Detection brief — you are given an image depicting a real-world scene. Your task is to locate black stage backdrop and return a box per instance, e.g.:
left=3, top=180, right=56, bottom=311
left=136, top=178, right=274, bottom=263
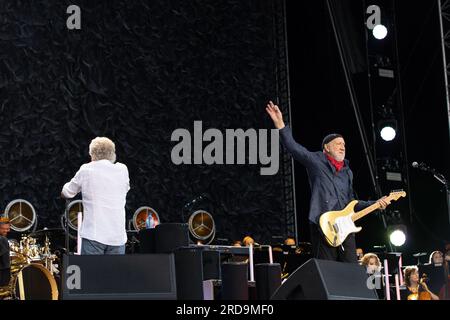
left=0, top=0, right=293, bottom=243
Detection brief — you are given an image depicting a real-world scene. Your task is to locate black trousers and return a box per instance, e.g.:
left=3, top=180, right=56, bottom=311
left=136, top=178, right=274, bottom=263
left=309, top=223, right=357, bottom=263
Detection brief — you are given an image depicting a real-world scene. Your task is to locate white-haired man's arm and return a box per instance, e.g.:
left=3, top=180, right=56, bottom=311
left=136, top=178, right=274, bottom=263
left=61, top=167, right=84, bottom=199
left=124, top=164, right=130, bottom=192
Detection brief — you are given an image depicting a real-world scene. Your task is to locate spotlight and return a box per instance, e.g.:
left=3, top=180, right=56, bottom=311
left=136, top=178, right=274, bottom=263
left=373, top=24, right=388, bottom=40
left=388, top=225, right=407, bottom=247
left=380, top=126, right=396, bottom=141
left=378, top=119, right=397, bottom=142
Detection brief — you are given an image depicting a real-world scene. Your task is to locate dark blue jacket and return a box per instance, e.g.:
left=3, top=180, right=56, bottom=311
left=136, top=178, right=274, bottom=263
left=279, top=126, right=374, bottom=224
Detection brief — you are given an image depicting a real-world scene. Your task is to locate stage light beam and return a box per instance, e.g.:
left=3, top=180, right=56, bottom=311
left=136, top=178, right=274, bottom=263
left=380, top=125, right=396, bottom=141
left=373, top=24, right=388, bottom=40
left=389, top=229, right=406, bottom=247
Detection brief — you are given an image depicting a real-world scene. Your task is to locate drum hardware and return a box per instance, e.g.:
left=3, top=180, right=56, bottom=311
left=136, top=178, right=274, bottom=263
left=126, top=230, right=140, bottom=254
left=40, top=235, right=58, bottom=276
left=0, top=263, right=58, bottom=300
left=9, top=233, right=59, bottom=275
left=3, top=233, right=59, bottom=299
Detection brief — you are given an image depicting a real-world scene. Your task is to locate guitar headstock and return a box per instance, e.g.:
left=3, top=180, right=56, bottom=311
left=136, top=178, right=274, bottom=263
left=388, top=190, right=407, bottom=201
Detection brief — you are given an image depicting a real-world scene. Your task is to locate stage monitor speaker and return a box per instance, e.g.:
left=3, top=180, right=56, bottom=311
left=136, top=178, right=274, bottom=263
left=138, top=228, right=156, bottom=253
left=202, top=250, right=221, bottom=280
left=221, top=262, right=248, bottom=300
left=174, top=249, right=204, bottom=300
left=255, top=263, right=281, bottom=300
left=62, top=254, right=177, bottom=299
left=271, top=258, right=378, bottom=300
left=173, top=248, right=222, bottom=299
left=154, top=223, right=189, bottom=253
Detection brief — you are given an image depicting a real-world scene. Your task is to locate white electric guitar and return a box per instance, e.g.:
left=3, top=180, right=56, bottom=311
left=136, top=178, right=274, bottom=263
left=319, top=190, right=407, bottom=247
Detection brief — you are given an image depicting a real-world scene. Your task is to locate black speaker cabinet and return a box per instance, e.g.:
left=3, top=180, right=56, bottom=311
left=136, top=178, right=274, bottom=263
left=255, top=263, right=282, bottom=300
left=154, top=223, right=189, bottom=253
left=202, top=250, right=221, bottom=280
left=271, top=259, right=378, bottom=300
left=221, top=262, right=249, bottom=300
left=174, top=249, right=204, bottom=300
left=138, top=228, right=156, bottom=253
left=173, top=248, right=222, bottom=300
left=62, top=254, right=177, bottom=299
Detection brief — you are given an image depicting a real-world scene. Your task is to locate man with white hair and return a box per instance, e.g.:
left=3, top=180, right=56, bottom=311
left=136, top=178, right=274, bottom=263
left=61, top=137, right=130, bottom=255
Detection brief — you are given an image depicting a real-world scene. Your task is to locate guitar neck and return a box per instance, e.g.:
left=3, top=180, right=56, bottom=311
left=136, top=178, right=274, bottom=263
left=351, top=201, right=382, bottom=222
left=350, top=191, right=405, bottom=222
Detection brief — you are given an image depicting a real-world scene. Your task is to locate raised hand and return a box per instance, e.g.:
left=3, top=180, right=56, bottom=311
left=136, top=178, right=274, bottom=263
left=265, top=101, right=285, bottom=129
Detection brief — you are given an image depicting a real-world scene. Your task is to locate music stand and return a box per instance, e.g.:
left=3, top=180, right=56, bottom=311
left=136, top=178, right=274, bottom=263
left=413, top=252, right=427, bottom=265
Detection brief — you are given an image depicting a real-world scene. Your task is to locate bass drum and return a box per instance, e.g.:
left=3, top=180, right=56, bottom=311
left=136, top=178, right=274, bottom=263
left=3, top=263, right=58, bottom=300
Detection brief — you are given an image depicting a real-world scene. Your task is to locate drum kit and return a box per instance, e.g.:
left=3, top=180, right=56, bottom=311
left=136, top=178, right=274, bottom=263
left=0, top=229, right=62, bottom=300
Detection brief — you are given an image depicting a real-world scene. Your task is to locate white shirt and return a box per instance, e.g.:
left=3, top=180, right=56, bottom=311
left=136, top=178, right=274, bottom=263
left=62, top=160, right=130, bottom=246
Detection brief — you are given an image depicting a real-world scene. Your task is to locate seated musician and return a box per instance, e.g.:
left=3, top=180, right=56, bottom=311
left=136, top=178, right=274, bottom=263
left=228, top=237, right=254, bottom=263
left=283, top=237, right=303, bottom=254
left=242, top=236, right=256, bottom=247
left=429, top=251, right=444, bottom=266
left=356, top=248, right=364, bottom=262
left=360, top=253, right=382, bottom=275
left=402, top=266, right=439, bottom=300
left=439, top=249, right=450, bottom=299
left=232, top=240, right=242, bottom=247
left=284, top=237, right=295, bottom=246
left=422, top=250, right=447, bottom=298
left=0, top=217, right=11, bottom=287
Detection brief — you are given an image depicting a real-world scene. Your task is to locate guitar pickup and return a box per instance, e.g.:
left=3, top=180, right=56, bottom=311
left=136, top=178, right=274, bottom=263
left=333, top=224, right=339, bottom=233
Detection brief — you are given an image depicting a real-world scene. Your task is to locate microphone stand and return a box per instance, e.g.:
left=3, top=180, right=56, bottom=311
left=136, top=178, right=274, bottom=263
left=181, top=195, right=204, bottom=223
left=64, top=199, right=70, bottom=255
left=423, top=164, right=450, bottom=226
left=181, top=203, right=190, bottom=223
left=443, top=180, right=450, bottom=227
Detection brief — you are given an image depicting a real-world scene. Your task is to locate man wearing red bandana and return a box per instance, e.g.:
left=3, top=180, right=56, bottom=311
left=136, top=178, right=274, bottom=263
left=266, top=101, right=390, bottom=262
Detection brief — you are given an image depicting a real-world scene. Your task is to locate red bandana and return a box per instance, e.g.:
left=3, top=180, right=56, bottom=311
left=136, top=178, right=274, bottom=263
left=325, top=153, right=345, bottom=172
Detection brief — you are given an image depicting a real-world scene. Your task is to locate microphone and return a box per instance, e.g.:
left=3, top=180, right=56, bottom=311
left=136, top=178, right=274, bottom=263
left=411, top=162, right=447, bottom=185
left=411, top=161, right=430, bottom=171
